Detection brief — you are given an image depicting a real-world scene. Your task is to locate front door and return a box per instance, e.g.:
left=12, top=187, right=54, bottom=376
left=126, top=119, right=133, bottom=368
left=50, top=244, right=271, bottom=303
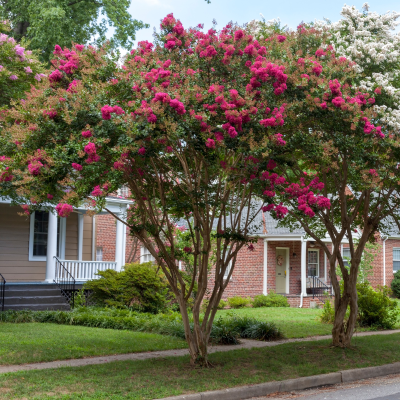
left=275, top=249, right=287, bottom=293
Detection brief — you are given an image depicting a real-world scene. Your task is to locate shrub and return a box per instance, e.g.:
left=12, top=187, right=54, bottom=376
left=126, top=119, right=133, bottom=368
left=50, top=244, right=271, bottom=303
left=83, top=262, right=169, bottom=313
left=218, top=300, right=228, bottom=309
left=201, top=299, right=228, bottom=313
left=252, top=292, right=290, bottom=308
left=391, top=271, right=400, bottom=298
left=357, top=283, right=399, bottom=329
left=227, top=296, right=251, bottom=309
left=0, top=308, right=283, bottom=344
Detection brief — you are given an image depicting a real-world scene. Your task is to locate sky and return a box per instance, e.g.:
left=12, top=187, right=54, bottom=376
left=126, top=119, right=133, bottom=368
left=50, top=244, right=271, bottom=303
left=127, top=0, right=400, bottom=45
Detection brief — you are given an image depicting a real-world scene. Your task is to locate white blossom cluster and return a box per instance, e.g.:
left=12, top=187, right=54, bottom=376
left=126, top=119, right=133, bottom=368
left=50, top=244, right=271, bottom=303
left=330, top=4, right=400, bottom=131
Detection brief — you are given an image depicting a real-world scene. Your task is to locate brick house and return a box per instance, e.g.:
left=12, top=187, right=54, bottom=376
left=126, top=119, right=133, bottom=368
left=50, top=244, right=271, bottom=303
left=1, top=193, right=399, bottom=310
left=95, top=209, right=400, bottom=308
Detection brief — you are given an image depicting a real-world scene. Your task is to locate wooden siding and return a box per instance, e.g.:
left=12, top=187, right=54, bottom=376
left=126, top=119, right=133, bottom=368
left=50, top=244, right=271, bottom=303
left=0, top=203, right=46, bottom=282
left=65, top=213, right=78, bottom=260
left=83, top=215, right=93, bottom=261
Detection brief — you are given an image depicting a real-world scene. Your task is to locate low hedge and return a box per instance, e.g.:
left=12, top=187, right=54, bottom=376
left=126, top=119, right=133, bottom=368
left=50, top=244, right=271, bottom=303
left=0, top=307, right=283, bottom=344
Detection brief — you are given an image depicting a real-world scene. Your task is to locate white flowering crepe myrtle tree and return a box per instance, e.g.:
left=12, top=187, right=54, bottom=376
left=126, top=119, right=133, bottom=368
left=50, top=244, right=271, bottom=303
left=256, top=5, right=400, bottom=347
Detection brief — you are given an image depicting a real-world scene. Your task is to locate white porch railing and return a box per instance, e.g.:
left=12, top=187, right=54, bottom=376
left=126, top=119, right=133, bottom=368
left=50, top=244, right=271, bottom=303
left=56, top=260, right=118, bottom=281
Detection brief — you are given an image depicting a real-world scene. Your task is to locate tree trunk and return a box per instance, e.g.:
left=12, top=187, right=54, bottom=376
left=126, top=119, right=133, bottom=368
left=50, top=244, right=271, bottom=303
left=331, top=261, right=359, bottom=347
left=13, top=21, right=30, bottom=41
left=177, top=294, right=210, bottom=366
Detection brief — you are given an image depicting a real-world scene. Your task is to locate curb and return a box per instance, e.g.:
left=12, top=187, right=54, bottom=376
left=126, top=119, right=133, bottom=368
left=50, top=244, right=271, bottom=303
left=157, top=362, right=400, bottom=400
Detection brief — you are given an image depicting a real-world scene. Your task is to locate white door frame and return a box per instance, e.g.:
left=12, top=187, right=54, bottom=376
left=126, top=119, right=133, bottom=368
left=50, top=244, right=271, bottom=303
left=276, top=247, right=290, bottom=294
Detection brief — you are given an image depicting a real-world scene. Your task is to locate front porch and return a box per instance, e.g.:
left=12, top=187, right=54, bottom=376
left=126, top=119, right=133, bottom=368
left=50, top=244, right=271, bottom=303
left=263, top=236, right=336, bottom=304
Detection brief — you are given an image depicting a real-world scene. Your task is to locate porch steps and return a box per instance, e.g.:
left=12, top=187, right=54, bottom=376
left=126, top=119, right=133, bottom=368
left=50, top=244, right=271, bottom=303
left=2, top=284, right=71, bottom=311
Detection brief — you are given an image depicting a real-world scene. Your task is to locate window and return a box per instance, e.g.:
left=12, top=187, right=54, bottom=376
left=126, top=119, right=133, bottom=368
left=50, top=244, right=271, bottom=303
left=308, top=249, right=319, bottom=277
left=29, top=211, right=66, bottom=261
left=118, top=186, right=130, bottom=198
left=96, top=247, right=103, bottom=261
left=394, top=249, right=400, bottom=272
left=141, top=246, right=155, bottom=263
left=223, top=248, right=233, bottom=280
left=33, top=211, right=49, bottom=257
left=342, top=247, right=351, bottom=268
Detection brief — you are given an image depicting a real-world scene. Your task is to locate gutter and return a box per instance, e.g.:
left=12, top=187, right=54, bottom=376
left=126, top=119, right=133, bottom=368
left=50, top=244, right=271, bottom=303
left=299, top=236, right=304, bottom=308
left=382, top=235, right=389, bottom=286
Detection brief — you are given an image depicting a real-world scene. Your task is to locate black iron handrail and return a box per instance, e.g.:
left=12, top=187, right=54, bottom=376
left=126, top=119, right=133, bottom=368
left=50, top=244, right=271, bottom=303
left=54, top=256, right=76, bottom=309
left=311, top=276, right=332, bottom=302
left=0, top=273, right=5, bottom=312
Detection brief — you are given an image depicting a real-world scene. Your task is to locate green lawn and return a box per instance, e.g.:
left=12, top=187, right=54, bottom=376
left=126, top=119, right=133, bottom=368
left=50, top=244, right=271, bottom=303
left=1, top=333, right=400, bottom=399
left=0, top=323, right=187, bottom=365
left=217, top=307, right=333, bottom=338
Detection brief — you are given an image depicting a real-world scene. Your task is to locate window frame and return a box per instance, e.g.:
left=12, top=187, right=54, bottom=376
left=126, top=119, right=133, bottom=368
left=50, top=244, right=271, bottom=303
left=393, top=248, right=400, bottom=273
left=342, top=246, right=351, bottom=269
left=307, top=248, right=320, bottom=277
left=28, top=211, right=66, bottom=261
left=140, top=246, right=155, bottom=264
left=96, top=246, right=103, bottom=262
left=223, top=247, right=233, bottom=280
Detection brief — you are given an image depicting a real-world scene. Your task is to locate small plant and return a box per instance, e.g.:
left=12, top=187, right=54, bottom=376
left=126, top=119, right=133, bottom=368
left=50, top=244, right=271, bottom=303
left=227, top=296, right=251, bottom=309
left=252, top=291, right=290, bottom=308
left=391, top=271, right=400, bottom=298
left=73, top=289, right=87, bottom=308
left=217, top=300, right=227, bottom=309
left=319, top=297, right=335, bottom=324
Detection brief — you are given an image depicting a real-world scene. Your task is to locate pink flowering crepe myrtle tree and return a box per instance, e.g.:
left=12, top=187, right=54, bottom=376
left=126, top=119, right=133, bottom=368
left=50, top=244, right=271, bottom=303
left=0, top=15, right=372, bottom=362
left=253, top=18, right=400, bottom=348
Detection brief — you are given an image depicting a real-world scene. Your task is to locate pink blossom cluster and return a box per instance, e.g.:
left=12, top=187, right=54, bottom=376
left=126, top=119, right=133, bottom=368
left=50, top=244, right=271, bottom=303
left=43, top=109, right=57, bottom=119
left=83, top=142, right=100, bottom=164
left=55, top=203, right=73, bottom=218
left=53, top=45, right=79, bottom=74
left=28, top=160, right=43, bottom=175
left=0, top=167, right=12, bottom=182
left=101, top=105, right=125, bottom=120
left=72, top=163, right=82, bottom=171
left=285, top=177, right=330, bottom=217
left=91, top=186, right=103, bottom=196
left=248, top=61, right=288, bottom=95
left=362, top=118, right=384, bottom=138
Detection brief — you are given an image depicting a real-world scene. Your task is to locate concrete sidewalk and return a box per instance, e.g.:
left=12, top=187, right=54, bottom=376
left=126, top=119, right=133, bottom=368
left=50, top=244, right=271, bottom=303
left=1, top=328, right=400, bottom=374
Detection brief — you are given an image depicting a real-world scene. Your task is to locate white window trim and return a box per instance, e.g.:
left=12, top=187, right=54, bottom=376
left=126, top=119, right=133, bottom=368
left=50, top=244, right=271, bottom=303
left=276, top=247, right=290, bottom=294
left=223, top=247, right=233, bottom=281
left=140, top=246, right=155, bottom=264
left=393, top=248, right=400, bottom=273
left=342, top=246, right=351, bottom=268
left=29, top=211, right=66, bottom=262
left=307, top=248, right=320, bottom=278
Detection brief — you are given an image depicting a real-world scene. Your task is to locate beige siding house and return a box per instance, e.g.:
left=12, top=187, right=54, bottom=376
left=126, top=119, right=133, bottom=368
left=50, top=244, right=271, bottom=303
left=0, top=197, right=131, bottom=284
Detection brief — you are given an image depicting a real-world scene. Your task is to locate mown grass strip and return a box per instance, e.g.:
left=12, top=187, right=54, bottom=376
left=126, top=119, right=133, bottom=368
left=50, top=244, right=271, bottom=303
left=1, top=333, right=400, bottom=399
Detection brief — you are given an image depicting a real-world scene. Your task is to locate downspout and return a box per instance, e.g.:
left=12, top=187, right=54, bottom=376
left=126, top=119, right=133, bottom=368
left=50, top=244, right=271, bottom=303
left=382, top=235, right=388, bottom=286
left=299, top=236, right=304, bottom=308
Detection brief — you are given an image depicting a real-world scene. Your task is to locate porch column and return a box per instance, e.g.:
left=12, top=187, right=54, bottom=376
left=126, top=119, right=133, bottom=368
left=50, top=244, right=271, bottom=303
left=78, top=213, right=84, bottom=261
left=301, top=238, right=307, bottom=296
left=45, top=211, right=58, bottom=282
left=263, top=239, right=268, bottom=295
left=115, top=216, right=124, bottom=271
